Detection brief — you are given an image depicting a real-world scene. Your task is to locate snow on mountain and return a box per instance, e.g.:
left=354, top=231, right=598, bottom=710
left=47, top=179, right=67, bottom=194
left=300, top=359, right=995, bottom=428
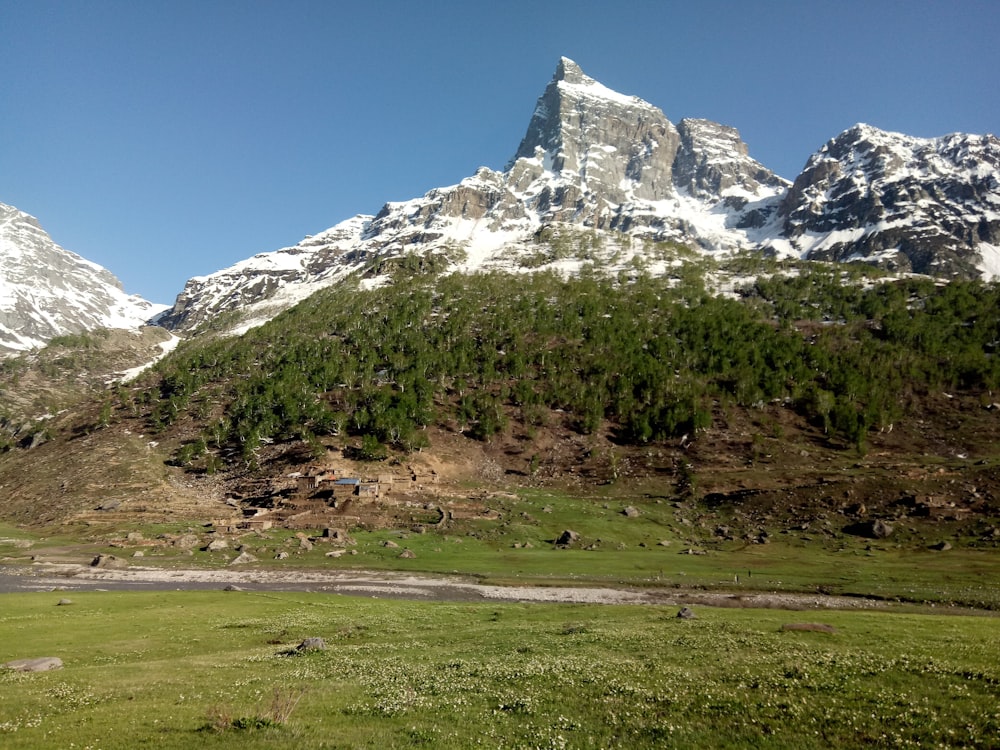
left=768, top=124, right=1000, bottom=277
left=7, top=57, right=997, bottom=356
left=155, top=215, right=371, bottom=331
left=158, top=58, right=789, bottom=333
left=155, top=59, right=1000, bottom=334
left=503, top=58, right=788, bottom=242
left=0, top=203, right=167, bottom=356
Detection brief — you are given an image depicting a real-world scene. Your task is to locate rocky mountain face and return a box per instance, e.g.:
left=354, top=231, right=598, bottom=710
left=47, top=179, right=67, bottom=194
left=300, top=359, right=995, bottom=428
left=154, top=216, right=370, bottom=332
left=0, top=203, right=165, bottom=356
left=155, top=59, right=999, bottom=334
left=8, top=59, right=998, bottom=341
left=768, top=124, right=1000, bottom=277
left=158, top=58, right=790, bottom=332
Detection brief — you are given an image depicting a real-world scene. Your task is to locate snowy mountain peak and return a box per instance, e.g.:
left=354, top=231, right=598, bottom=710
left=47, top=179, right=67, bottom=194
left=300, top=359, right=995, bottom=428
left=840, top=122, right=911, bottom=143
left=554, top=56, right=584, bottom=83
left=774, top=123, right=1000, bottom=276
left=141, top=59, right=1000, bottom=334
left=0, top=202, right=166, bottom=356
left=506, top=58, right=673, bottom=197
left=158, top=59, right=793, bottom=334
left=551, top=57, right=651, bottom=109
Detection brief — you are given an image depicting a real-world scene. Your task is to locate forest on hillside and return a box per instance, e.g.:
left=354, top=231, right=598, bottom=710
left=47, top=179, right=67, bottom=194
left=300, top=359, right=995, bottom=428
left=116, top=257, right=1000, bottom=474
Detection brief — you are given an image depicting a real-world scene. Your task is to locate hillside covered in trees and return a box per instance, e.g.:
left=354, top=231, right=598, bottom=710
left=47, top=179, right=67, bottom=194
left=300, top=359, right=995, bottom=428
left=117, top=254, right=1000, bottom=480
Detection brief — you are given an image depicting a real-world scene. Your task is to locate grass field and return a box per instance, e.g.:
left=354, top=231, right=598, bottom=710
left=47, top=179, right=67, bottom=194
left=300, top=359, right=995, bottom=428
left=1, top=591, right=998, bottom=749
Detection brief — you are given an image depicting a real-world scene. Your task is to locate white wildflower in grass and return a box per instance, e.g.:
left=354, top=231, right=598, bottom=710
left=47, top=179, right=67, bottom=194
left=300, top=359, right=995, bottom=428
left=1, top=591, right=998, bottom=747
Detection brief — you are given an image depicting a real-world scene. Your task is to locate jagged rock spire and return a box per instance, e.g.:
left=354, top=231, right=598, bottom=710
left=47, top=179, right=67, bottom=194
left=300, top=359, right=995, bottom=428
left=154, top=59, right=1000, bottom=335
left=507, top=57, right=680, bottom=203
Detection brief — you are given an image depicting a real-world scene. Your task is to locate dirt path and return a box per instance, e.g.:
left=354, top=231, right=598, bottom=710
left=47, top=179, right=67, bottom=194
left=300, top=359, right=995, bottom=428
left=0, top=561, right=916, bottom=611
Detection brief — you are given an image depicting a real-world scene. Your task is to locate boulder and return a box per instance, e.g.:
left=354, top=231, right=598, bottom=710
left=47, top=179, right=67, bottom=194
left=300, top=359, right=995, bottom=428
left=91, top=554, right=127, bottom=569
left=622, top=506, right=641, bottom=518
left=205, top=539, right=229, bottom=552
left=871, top=519, right=894, bottom=539
left=174, top=534, right=200, bottom=550
left=845, top=519, right=894, bottom=539
left=323, top=528, right=356, bottom=545
left=399, top=549, right=416, bottom=559
left=26, top=431, right=48, bottom=450
left=930, top=540, right=953, bottom=551
left=229, top=551, right=257, bottom=565
left=556, top=530, right=580, bottom=546
left=296, top=637, right=326, bottom=652
left=2, top=657, right=63, bottom=672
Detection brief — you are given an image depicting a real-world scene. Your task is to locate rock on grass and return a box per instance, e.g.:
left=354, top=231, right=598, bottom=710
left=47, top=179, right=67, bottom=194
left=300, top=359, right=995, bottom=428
left=3, top=657, right=63, bottom=672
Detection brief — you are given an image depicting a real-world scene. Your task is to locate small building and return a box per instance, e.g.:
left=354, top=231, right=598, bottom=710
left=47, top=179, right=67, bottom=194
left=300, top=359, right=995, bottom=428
left=358, top=481, right=380, bottom=499
left=297, top=466, right=338, bottom=495
left=333, top=478, right=361, bottom=499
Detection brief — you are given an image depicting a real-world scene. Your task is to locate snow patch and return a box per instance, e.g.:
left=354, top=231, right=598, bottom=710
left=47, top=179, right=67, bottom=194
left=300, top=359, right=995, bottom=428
left=115, top=333, right=183, bottom=383
left=977, top=242, right=1000, bottom=280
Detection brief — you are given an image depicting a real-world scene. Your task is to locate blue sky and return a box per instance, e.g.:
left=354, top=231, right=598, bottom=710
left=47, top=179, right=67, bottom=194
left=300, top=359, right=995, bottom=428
left=2, top=0, right=998, bottom=304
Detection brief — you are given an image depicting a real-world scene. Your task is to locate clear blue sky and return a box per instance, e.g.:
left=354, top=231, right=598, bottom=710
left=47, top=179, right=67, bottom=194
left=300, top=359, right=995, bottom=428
left=2, top=0, right=998, bottom=304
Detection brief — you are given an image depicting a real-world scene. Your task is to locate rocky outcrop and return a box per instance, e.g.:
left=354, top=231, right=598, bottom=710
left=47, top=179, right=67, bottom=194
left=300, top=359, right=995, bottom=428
left=2, top=656, right=63, bottom=672
left=674, top=118, right=786, bottom=201
left=507, top=57, right=681, bottom=204
left=773, top=124, right=1000, bottom=277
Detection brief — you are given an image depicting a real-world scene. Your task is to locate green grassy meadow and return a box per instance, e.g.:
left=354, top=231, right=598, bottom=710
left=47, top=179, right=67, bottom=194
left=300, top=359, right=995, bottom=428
left=1, top=591, right=998, bottom=749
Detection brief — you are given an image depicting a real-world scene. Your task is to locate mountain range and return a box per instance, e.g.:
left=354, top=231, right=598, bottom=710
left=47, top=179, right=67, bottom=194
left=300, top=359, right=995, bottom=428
left=2, top=57, right=999, bottom=349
